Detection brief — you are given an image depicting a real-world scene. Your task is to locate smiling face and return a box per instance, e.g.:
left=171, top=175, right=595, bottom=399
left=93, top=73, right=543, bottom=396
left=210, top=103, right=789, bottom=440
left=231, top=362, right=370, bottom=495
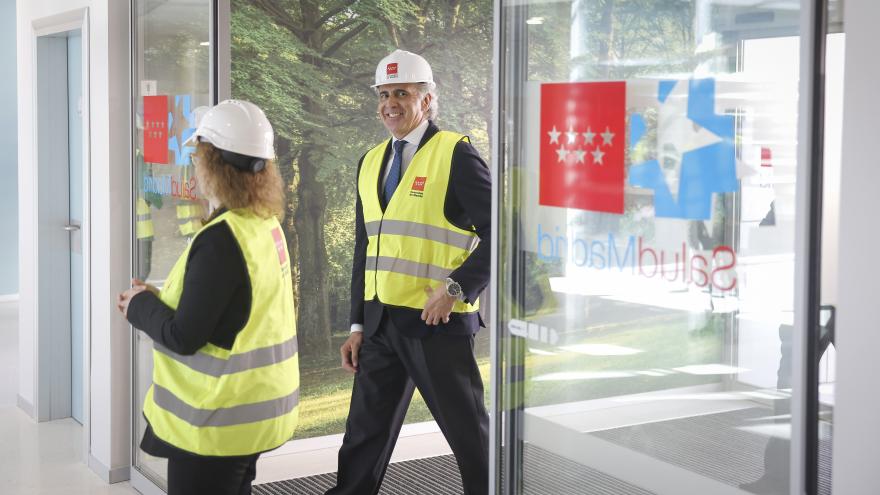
left=376, top=83, right=431, bottom=139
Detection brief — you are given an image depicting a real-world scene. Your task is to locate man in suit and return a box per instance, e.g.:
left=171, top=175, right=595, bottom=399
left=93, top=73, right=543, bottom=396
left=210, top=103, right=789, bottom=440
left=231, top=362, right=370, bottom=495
left=326, top=49, right=491, bottom=495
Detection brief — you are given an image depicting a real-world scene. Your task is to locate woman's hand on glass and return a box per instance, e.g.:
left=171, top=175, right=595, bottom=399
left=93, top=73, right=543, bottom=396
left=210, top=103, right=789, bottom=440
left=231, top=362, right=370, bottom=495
left=116, top=278, right=156, bottom=319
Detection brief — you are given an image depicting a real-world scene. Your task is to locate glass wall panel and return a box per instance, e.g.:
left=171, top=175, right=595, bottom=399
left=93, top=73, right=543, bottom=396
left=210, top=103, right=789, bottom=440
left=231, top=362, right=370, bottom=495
left=497, top=1, right=817, bottom=493
left=818, top=1, right=847, bottom=491
left=228, top=0, right=494, bottom=440
left=131, top=0, right=211, bottom=488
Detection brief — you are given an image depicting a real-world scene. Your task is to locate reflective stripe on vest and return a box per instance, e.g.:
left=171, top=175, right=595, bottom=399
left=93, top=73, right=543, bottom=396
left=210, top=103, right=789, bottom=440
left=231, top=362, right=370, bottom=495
left=363, top=220, right=479, bottom=252
left=153, top=336, right=298, bottom=378
left=358, top=131, right=479, bottom=313
left=142, top=209, right=299, bottom=456
left=136, top=198, right=154, bottom=239
left=151, top=383, right=299, bottom=428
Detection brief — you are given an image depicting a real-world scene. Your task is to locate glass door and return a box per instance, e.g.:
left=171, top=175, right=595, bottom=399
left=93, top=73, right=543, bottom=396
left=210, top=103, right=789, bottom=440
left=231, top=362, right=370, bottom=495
left=495, top=1, right=823, bottom=494
left=131, top=0, right=212, bottom=489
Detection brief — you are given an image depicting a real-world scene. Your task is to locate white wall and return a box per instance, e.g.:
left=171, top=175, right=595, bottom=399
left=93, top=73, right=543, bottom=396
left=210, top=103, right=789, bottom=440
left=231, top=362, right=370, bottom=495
left=17, top=0, right=131, bottom=483
left=0, top=0, right=17, bottom=298
left=832, top=0, right=880, bottom=493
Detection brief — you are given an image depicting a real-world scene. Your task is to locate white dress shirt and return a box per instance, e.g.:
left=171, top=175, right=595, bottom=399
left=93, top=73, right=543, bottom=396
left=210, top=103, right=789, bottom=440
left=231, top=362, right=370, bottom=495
left=380, top=119, right=429, bottom=189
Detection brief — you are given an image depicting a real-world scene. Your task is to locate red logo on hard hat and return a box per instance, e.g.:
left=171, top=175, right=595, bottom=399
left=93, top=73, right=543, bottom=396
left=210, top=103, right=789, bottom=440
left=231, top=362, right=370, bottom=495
left=271, top=227, right=287, bottom=265
left=387, top=63, right=398, bottom=79
left=412, top=177, right=427, bottom=191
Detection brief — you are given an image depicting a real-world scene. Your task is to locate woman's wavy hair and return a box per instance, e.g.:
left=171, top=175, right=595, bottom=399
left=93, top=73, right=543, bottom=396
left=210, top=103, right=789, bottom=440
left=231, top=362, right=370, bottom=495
left=193, top=141, right=285, bottom=220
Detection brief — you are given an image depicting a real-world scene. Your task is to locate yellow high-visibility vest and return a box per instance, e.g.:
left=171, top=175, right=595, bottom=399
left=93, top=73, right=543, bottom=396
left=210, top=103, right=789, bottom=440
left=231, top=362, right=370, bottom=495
left=142, top=209, right=299, bottom=456
left=136, top=198, right=154, bottom=239
left=177, top=202, right=203, bottom=236
left=359, top=131, right=479, bottom=313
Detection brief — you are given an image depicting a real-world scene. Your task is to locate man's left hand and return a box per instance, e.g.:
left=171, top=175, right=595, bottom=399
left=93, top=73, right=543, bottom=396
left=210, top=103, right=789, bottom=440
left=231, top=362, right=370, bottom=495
left=421, top=285, right=457, bottom=325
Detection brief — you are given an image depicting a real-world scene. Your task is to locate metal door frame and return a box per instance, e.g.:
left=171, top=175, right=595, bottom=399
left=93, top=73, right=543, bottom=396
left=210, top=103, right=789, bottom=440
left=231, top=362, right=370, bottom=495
left=30, top=3, right=92, bottom=450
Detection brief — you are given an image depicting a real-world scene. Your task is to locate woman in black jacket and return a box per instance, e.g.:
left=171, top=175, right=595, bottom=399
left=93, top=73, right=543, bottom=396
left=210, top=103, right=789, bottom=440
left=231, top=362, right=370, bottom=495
left=117, top=100, right=300, bottom=495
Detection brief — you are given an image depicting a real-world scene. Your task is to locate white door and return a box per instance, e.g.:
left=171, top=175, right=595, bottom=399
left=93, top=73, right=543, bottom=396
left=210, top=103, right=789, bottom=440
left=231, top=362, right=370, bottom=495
left=35, top=28, right=85, bottom=424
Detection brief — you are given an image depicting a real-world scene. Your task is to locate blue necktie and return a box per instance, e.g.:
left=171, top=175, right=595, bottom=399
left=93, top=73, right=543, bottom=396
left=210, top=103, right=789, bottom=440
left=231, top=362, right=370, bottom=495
left=384, top=140, right=407, bottom=206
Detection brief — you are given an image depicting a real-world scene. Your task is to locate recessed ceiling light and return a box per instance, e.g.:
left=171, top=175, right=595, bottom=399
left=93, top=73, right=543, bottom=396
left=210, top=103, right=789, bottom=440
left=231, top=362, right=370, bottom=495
left=526, top=17, right=544, bottom=25
left=199, top=41, right=210, bottom=46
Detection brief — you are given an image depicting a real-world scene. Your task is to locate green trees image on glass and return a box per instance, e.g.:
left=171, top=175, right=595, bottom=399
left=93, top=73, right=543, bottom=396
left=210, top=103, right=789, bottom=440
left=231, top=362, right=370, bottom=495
left=230, top=0, right=492, bottom=438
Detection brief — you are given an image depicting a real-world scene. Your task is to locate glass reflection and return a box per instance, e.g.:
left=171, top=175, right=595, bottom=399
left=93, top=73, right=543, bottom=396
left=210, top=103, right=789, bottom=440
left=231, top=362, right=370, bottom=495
left=499, top=0, right=816, bottom=493
left=132, top=0, right=211, bottom=488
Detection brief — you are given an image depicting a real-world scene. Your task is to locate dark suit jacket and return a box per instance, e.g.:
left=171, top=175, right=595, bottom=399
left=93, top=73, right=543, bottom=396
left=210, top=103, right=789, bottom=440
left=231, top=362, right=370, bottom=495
left=349, top=121, right=492, bottom=338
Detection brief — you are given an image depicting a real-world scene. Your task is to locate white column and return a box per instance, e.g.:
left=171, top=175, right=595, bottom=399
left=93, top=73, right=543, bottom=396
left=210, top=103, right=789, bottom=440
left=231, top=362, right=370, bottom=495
left=831, top=0, right=880, bottom=493
left=87, top=0, right=133, bottom=483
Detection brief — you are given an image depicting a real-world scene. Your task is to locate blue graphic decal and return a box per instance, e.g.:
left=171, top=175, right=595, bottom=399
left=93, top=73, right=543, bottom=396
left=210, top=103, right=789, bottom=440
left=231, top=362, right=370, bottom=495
left=628, top=78, right=737, bottom=220
left=630, top=113, right=646, bottom=150
left=688, top=78, right=732, bottom=138
left=167, top=95, right=196, bottom=166
left=658, top=80, right=677, bottom=103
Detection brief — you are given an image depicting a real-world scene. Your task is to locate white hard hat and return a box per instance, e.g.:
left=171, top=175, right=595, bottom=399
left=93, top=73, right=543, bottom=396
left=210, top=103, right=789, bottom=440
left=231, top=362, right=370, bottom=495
left=184, top=99, right=274, bottom=160
left=189, top=105, right=210, bottom=129
left=372, top=49, right=435, bottom=89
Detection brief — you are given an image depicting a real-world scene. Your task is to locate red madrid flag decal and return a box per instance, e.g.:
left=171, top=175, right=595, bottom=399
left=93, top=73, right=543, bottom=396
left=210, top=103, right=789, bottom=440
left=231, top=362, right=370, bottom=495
left=143, top=95, right=168, bottom=164
left=539, top=82, right=626, bottom=213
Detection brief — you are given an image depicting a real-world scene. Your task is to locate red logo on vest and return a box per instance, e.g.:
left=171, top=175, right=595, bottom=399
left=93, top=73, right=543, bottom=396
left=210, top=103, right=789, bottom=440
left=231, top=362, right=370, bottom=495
left=386, top=63, right=398, bottom=79
left=271, top=227, right=287, bottom=265
left=539, top=81, right=626, bottom=214
left=412, top=176, right=427, bottom=191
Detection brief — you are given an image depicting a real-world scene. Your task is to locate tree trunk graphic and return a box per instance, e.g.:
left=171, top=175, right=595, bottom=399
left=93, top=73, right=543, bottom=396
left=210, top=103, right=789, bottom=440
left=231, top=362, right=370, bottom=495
left=292, top=133, right=332, bottom=355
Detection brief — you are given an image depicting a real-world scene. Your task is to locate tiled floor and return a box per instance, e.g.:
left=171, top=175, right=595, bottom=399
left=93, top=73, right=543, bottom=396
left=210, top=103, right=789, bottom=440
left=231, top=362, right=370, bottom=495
left=0, top=407, right=139, bottom=494
left=0, top=301, right=139, bottom=494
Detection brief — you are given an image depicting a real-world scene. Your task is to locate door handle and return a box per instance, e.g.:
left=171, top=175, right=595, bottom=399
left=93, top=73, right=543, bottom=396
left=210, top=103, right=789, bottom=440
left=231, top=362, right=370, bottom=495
left=64, top=224, right=81, bottom=232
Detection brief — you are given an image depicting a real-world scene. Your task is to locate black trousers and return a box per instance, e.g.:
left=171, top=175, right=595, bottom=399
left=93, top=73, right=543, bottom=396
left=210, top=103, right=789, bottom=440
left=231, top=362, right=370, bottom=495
left=327, top=319, right=489, bottom=495
left=166, top=453, right=260, bottom=495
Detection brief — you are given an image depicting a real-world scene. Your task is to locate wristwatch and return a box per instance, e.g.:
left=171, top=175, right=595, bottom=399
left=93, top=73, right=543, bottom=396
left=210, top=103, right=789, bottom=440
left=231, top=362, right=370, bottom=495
left=445, top=277, right=464, bottom=301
